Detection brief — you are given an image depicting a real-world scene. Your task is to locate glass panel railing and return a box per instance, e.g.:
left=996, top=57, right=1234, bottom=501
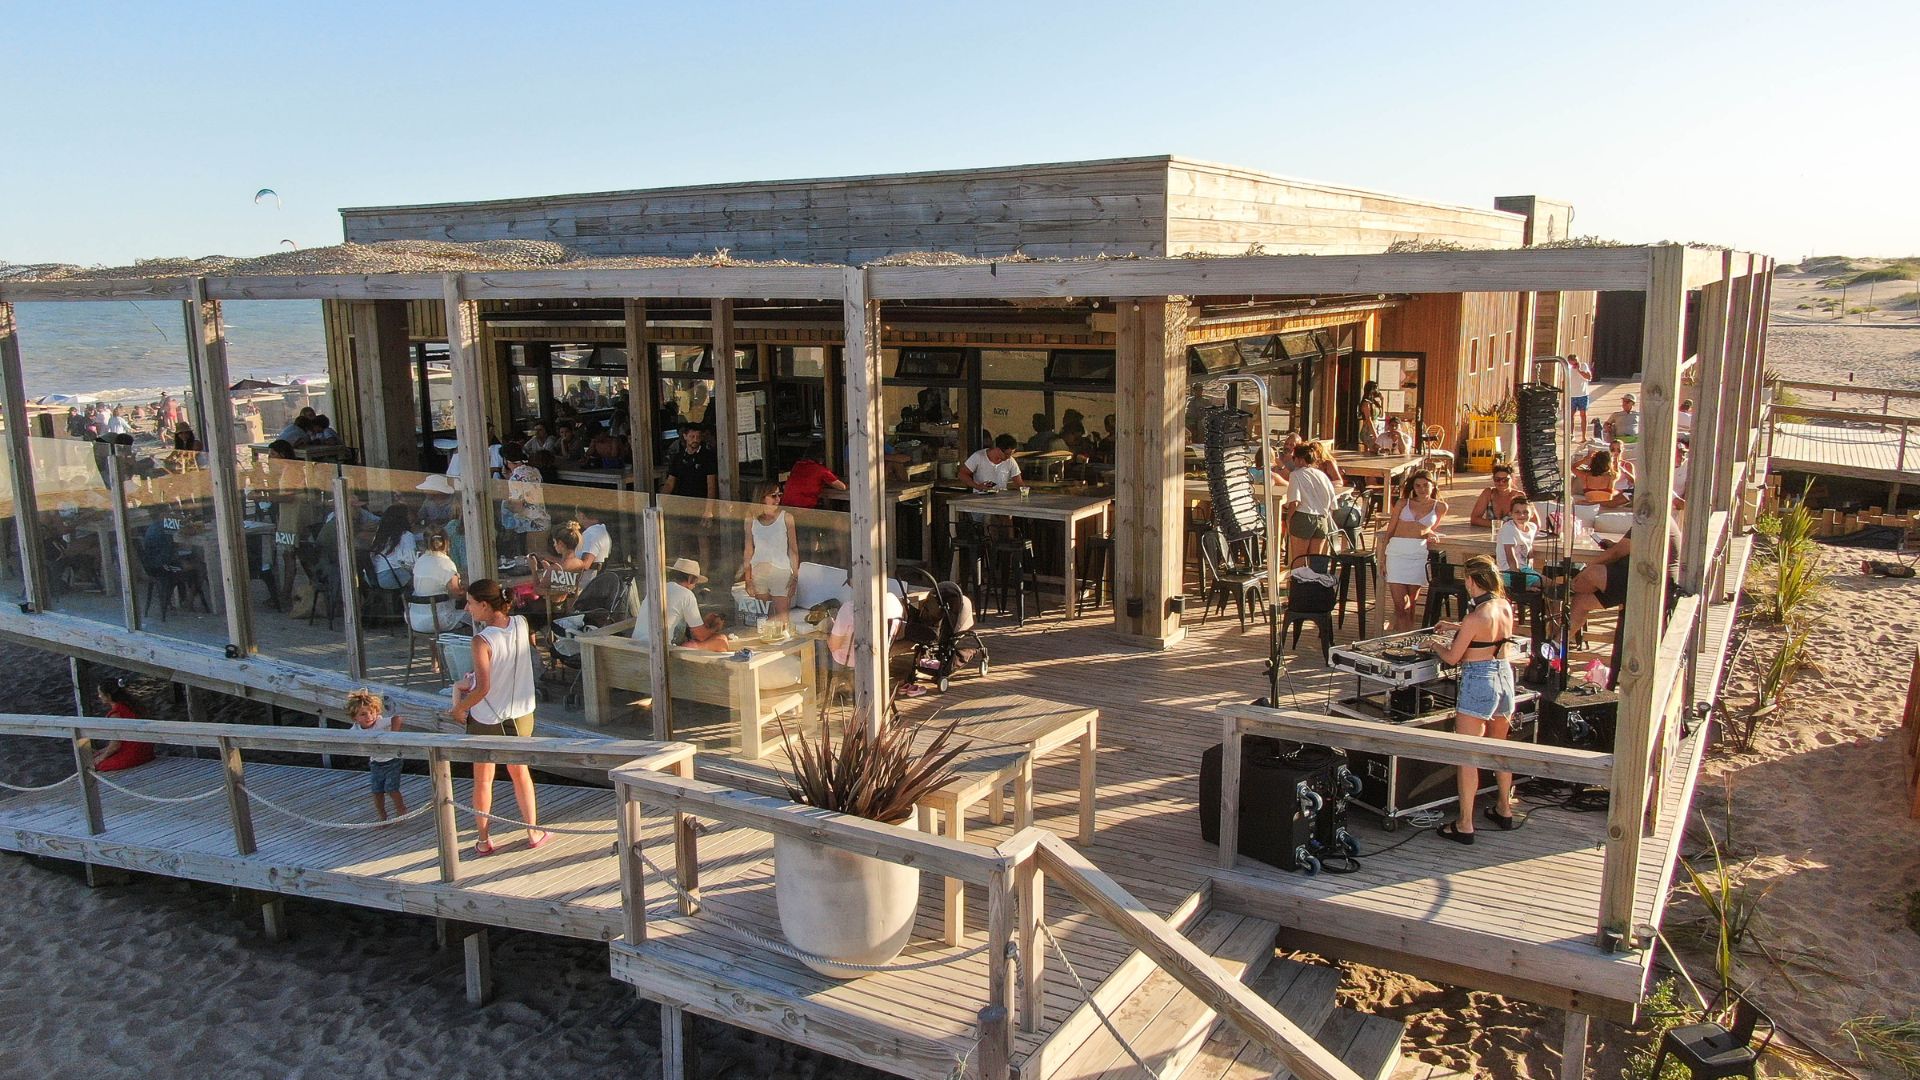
left=341, top=462, right=478, bottom=689
left=238, top=455, right=349, bottom=675
left=648, top=490, right=852, bottom=758
left=483, top=472, right=650, bottom=734
left=127, top=446, right=224, bottom=645
left=27, top=435, right=121, bottom=625
left=0, top=438, right=21, bottom=604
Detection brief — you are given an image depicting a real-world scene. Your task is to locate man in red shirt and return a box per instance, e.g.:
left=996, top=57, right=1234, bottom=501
left=780, top=450, right=847, bottom=509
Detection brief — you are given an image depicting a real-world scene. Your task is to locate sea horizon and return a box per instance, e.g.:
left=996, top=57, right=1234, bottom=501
left=10, top=298, right=330, bottom=401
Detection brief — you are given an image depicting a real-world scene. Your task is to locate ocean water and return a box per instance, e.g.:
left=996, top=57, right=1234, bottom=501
left=10, top=299, right=329, bottom=399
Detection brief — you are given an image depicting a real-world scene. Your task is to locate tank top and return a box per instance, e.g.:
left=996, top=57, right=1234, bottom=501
left=472, top=616, right=536, bottom=723
left=751, top=512, right=791, bottom=568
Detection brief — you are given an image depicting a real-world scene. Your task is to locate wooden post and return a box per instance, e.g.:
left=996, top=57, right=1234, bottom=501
left=1113, top=298, right=1189, bottom=647
left=348, top=301, right=419, bottom=471
left=429, top=748, right=460, bottom=883
left=1598, top=245, right=1687, bottom=949
left=842, top=269, right=890, bottom=737
left=463, top=927, right=493, bottom=1005
left=218, top=735, right=258, bottom=857
left=105, top=449, right=141, bottom=630
left=1015, top=853, right=1045, bottom=1033
left=659, top=1003, right=692, bottom=1080
left=980, top=863, right=1015, bottom=1080
left=1218, top=713, right=1242, bottom=868
left=641, top=507, right=673, bottom=739
left=1679, top=257, right=1732, bottom=716
left=185, top=279, right=255, bottom=655
left=0, top=301, right=51, bottom=613
left=672, top=755, right=700, bottom=916
left=1561, top=1010, right=1590, bottom=1080
left=71, top=731, right=105, bottom=836
left=330, top=471, right=367, bottom=679
left=618, top=784, right=648, bottom=943
left=69, top=655, right=91, bottom=717
left=442, top=274, right=497, bottom=580
left=623, top=300, right=655, bottom=494
left=259, top=892, right=290, bottom=941
left=710, top=299, right=739, bottom=500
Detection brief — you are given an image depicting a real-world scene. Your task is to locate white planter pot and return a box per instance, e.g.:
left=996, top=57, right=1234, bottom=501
left=774, top=833, right=921, bottom=978
left=1497, top=422, right=1519, bottom=460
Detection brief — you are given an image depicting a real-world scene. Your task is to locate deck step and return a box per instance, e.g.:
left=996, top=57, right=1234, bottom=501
left=1039, top=910, right=1281, bottom=1080
left=1179, top=960, right=1405, bottom=1080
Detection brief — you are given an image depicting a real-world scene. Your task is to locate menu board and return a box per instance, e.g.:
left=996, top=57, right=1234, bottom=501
left=736, top=391, right=763, bottom=435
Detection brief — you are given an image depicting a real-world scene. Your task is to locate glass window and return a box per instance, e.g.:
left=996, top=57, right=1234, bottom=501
left=980, top=349, right=1049, bottom=383
left=655, top=344, right=708, bottom=373
left=894, top=347, right=965, bottom=379
left=1046, top=350, right=1117, bottom=384
left=1189, top=340, right=1241, bottom=375
left=772, top=346, right=827, bottom=379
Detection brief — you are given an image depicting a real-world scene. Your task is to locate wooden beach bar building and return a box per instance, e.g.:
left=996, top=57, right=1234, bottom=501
left=0, top=157, right=1775, bottom=1079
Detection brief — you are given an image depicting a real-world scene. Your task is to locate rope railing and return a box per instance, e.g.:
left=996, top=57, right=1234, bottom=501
left=248, top=786, right=435, bottom=831
left=0, top=773, right=78, bottom=794
left=451, top=801, right=618, bottom=837
left=92, top=773, right=227, bottom=805
left=1038, top=919, right=1166, bottom=1080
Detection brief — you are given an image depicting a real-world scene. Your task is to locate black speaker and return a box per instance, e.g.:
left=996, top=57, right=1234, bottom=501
left=1197, top=737, right=1344, bottom=873
left=1539, top=685, right=1619, bottom=752
left=1203, top=405, right=1266, bottom=542
left=1516, top=382, right=1564, bottom=502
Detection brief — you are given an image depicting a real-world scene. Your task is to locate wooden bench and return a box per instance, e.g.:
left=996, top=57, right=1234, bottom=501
left=576, top=618, right=816, bottom=759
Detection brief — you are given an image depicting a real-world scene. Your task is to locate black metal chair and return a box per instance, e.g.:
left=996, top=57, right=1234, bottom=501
left=948, top=517, right=991, bottom=608
left=985, top=528, right=1044, bottom=626
left=1651, top=991, right=1773, bottom=1080
left=1282, top=554, right=1337, bottom=662
left=1422, top=550, right=1470, bottom=625
left=1198, top=529, right=1267, bottom=631
left=294, top=540, right=339, bottom=630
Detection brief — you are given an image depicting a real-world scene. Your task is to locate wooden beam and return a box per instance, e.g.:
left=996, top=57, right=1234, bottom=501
left=1599, top=244, right=1687, bottom=948
left=641, top=507, right=674, bottom=739
left=185, top=279, right=255, bottom=655
left=104, top=450, right=141, bottom=631
left=331, top=473, right=368, bottom=679
left=205, top=275, right=442, bottom=302
left=1562, top=1011, right=1590, bottom=1080
left=348, top=301, right=419, bottom=471
left=1680, top=255, right=1732, bottom=595
left=710, top=299, right=739, bottom=500
left=842, top=268, right=890, bottom=735
left=464, top=928, right=494, bottom=1005
left=1034, top=834, right=1364, bottom=1080
left=461, top=267, right=846, bottom=301
left=980, top=863, right=1015, bottom=1080
left=624, top=300, right=655, bottom=493
left=70, top=731, right=105, bottom=835
left=217, top=735, right=258, bottom=856
left=1681, top=246, right=1730, bottom=291
left=660, top=1003, right=692, bottom=1080
left=0, top=278, right=194, bottom=303
left=429, top=749, right=461, bottom=884
left=442, top=274, right=497, bottom=579
left=1112, top=298, right=1188, bottom=646
left=1, top=302, right=52, bottom=613
left=868, top=247, right=1656, bottom=300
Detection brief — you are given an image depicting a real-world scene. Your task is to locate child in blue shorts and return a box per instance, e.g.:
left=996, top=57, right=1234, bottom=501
left=348, top=689, right=408, bottom=822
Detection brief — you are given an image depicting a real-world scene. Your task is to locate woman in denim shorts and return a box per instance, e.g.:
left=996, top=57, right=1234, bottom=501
left=1430, top=556, right=1517, bottom=844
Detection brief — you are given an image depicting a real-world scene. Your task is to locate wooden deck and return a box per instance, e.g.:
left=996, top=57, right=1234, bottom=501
left=1768, top=419, right=1920, bottom=483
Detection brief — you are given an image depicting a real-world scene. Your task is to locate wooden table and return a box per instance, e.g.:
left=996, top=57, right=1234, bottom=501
left=819, top=481, right=934, bottom=570
left=1336, top=453, right=1425, bottom=525
left=576, top=618, right=816, bottom=758
left=1429, top=520, right=1618, bottom=566
left=555, top=467, right=636, bottom=492
left=946, top=491, right=1113, bottom=612
left=911, top=692, right=1099, bottom=944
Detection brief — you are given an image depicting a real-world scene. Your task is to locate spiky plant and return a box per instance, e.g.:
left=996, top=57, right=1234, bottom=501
left=781, top=708, right=969, bottom=824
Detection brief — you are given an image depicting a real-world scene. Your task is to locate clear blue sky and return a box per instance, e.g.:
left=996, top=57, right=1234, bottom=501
left=3, top=0, right=1912, bottom=267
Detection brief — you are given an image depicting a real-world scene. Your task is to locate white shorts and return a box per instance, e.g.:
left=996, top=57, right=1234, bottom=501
left=1383, top=536, right=1430, bottom=587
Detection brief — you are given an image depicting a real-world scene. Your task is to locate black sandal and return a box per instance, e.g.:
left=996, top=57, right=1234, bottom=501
left=1435, top=823, right=1475, bottom=845
left=1483, top=805, right=1516, bottom=830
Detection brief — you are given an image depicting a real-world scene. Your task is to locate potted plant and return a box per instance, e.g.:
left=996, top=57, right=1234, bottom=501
left=776, top=712, right=967, bottom=977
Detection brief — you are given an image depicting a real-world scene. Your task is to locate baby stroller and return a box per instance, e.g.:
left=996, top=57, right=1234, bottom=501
left=903, top=567, right=990, bottom=693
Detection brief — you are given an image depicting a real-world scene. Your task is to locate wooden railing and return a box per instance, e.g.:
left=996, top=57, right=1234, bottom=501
left=610, top=763, right=1365, bottom=1080
left=1776, top=378, right=1920, bottom=416
left=1763, top=400, right=1920, bottom=476
left=0, top=713, right=689, bottom=884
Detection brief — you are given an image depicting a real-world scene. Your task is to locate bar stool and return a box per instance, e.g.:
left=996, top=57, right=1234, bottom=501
left=1184, top=505, right=1214, bottom=592
left=949, top=518, right=990, bottom=606
left=986, top=529, right=1045, bottom=625
left=1422, top=550, right=1469, bottom=625
left=1075, top=534, right=1114, bottom=616
left=1331, top=550, right=1378, bottom=638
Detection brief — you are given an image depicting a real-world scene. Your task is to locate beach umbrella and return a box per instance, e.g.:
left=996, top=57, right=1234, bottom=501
left=37, top=393, right=84, bottom=405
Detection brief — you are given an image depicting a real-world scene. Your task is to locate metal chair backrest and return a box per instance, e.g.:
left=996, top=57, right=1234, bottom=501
left=1198, top=529, right=1231, bottom=575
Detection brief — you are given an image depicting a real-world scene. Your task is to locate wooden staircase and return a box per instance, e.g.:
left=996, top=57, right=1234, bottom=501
left=1031, top=909, right=1403, bottom=1080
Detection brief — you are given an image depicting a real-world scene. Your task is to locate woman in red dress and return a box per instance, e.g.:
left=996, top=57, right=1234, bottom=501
left=93, top=678, right=154, bottom=772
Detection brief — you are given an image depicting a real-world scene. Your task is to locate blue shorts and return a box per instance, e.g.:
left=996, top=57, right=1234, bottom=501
left=1571, top=394, right=1590, bottom=412
left=1456, top=659, right=1515, bottom=719
left=368, top=758, right=403, bottom=794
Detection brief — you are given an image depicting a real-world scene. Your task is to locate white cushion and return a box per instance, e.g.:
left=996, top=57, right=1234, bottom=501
left=793, top=562, right=849, bottom=610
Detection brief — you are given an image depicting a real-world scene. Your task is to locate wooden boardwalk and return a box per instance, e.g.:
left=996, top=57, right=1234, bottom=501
left=1769, top=419, right=1920, bottom=483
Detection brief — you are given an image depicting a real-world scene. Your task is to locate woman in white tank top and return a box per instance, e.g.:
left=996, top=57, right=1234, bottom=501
left=743, top=482, right=800, bottom=618
left=450, top=579, right=546, bottom=855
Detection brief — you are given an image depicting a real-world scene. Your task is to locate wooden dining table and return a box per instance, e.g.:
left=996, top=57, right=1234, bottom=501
left=819, top=481, right=935, bottom=571
left=945, top=490, right=1113, bottom=613
left=1335, top=453, right=1426, bottom=525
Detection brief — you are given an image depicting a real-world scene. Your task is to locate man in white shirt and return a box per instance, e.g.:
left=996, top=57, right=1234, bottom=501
left=1567, top=356, right=1593, bottom=441
left=104, top=408, right=132, bottom=437
left=1283, top=442, right=1338, bottom=564
left=578, top=518, right=613, bottom=568
left=1607, top=394, right=1641, bottom=442
left=632, top=558, right=707, bottom=645
left=958, top=435, right=1025, bottom=492
left=1373, top=416, right=1414, bottom=456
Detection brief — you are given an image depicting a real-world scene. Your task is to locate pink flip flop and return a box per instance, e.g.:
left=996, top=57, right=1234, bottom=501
left=473, top=839, right=498, bottom=857
left=526, top=830, right=552, bottom=851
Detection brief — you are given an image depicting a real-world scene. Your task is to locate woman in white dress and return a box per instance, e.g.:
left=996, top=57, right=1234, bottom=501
left=1381, top=470, right=1446, bottom=632
left=449, top=579, right=546, bottom=856
left=742, top=482, right=799, bottom=619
